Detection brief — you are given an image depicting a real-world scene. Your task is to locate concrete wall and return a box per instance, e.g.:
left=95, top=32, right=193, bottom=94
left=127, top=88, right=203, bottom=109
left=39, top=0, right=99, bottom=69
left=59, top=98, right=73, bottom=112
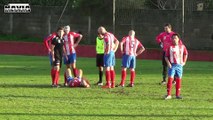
left=0, top=6, right=213, bottom=50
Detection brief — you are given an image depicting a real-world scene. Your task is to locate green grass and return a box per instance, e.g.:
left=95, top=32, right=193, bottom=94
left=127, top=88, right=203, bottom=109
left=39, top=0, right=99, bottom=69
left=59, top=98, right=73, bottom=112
left=0, top=55, right=212, bottom=120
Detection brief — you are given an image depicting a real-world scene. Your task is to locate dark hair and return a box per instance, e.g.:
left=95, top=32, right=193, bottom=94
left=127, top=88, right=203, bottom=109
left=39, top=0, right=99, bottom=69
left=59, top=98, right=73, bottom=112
left=172, top=33, right=180, bottom=38
left=164, top=23, right=172, bottom=29
left=57, top=27, right=64, bottom=32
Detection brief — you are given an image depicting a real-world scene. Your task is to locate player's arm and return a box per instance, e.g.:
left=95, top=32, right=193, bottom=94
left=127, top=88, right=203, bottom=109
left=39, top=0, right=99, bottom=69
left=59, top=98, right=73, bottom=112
left=156, top=33, right=163, bottom=48
left=78, top=69, right=83, bottom=78
left=95, top=37, right=99, bottom=53
left=74, top=34, right=83, bottom=48
left=63, top=45, right=68, bottom=61
left=113, top=37, right=119, bottom=52
left=136, top=45, right=145, bottom=57
left=120, top=37, right=126, bottom=54
left=43, top=36, right=52, bottom=53
left=165, top=57, right=171, bottom=68
left=182, top=46, right=188, bottom=66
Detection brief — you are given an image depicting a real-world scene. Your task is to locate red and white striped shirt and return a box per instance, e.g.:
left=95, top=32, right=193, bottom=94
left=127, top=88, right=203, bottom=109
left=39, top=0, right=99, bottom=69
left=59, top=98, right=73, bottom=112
left=43, top=32, right=57, bottom=51
left=121, top=36, right=143, bottom=56
left=166, top=45, right=188, bottom=64
left=63, top=32, right=80, bottom=55
left=104, top=32, right=117, bottom=53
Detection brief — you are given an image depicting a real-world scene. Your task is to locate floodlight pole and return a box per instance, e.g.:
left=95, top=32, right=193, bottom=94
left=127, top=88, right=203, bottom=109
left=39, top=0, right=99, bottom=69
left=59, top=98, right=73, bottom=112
left=113, top=0, right=116, bottom=33
left=182, top=0, right=185, bottom=38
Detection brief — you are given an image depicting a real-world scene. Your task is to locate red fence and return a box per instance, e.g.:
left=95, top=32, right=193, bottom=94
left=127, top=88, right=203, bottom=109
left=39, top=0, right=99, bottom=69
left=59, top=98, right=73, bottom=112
left=0, top=41, right=213, bottom=61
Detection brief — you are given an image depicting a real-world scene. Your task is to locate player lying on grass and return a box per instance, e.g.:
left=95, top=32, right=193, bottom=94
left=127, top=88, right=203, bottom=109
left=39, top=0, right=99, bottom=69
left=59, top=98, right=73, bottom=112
left=164, top=33, right=188, bottom=100
left=66, top=68, right=90, bottom=88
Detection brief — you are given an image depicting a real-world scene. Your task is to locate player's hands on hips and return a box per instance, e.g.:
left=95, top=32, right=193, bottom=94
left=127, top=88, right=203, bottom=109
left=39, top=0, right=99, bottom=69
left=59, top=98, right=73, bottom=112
left=65, top=55, right=68, bottom=61
left=182, top=62, right=186, bottom=66
left=160, top=42, right=163, bottom=49
left=121, top=51, right=124, bottom=55
left=168, top=63, right=172, bottom=68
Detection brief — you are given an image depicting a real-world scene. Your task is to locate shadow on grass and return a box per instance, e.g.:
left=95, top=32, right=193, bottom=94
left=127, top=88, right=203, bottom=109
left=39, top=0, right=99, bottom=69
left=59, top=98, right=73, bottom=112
left=0, top=112, right=212, bottom=118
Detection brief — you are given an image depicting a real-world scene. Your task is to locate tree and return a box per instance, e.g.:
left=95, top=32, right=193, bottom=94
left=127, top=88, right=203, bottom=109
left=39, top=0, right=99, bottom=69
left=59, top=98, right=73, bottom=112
left=145, top=0, right=181, bottom=10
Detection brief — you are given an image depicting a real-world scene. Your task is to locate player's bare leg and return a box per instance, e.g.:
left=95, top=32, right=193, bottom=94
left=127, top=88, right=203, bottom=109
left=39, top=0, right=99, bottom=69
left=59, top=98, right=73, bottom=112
left=66, top=68, right=73, bottom=79
left=64, top=64, right=71, bottom=86
left=78, top=69, right=90, bottom=88
left=78, top=69, right=83, bottom=78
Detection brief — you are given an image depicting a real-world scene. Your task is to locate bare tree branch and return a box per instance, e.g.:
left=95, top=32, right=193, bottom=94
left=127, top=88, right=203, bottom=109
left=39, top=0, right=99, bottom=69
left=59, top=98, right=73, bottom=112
left=149, top=0, right=159, bottom=8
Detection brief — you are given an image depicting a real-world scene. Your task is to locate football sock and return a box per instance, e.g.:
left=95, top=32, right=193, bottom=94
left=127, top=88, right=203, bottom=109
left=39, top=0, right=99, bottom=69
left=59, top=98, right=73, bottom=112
left=130, top=71, right=135, bottom=84
left=105, top=71, right=111, bottom=86
left=99, top=70, right=103, bottom=83
left=167, top=77, right=173, bottom=96
left=176, top=78, right=181, bottom=96
left=72, top=68, right=78, bottom=77
left=110, top=70, right=115, bottom=87
left=51, top=68, right=55, bottom=85
left=121, top=70, right=126, bottom=85
left=54, top=70, right=59, bottom=85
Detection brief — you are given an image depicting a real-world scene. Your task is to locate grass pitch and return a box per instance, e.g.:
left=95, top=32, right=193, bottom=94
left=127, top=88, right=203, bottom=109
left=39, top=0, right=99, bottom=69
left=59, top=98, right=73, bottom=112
left=0, top=55, right=212, bottom=120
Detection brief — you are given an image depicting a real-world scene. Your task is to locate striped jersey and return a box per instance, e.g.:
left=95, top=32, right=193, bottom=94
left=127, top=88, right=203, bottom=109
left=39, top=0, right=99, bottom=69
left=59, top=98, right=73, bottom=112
left=63, top=32, right=80, bottom=55
left=104, top=32, right=117, bottom=53
left=121, top=36, right=143, bottom=56
left=166, top=45, right=188, bottom=64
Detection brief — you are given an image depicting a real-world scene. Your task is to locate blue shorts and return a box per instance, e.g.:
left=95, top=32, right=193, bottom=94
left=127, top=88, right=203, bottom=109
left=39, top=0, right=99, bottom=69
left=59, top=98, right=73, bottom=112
left=122, top=54, right=136, bottom=69
left=64, top=53, right=76, bottom=65
left=168, top=64, right=183, bottom=78
left=67, top=76, right=74, bottom=83
left=104, top=51, right=115, bottom=67
left=48, top=53, right=53, bottom=66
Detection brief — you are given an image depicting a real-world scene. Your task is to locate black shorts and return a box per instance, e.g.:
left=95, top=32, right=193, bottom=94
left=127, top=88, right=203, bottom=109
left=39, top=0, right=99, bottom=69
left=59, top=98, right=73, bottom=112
left=53, top=56, right=62, bottom=68
left=162, top=51, right=167, bottom=66
left=96, top=54, right=104, bottom=67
